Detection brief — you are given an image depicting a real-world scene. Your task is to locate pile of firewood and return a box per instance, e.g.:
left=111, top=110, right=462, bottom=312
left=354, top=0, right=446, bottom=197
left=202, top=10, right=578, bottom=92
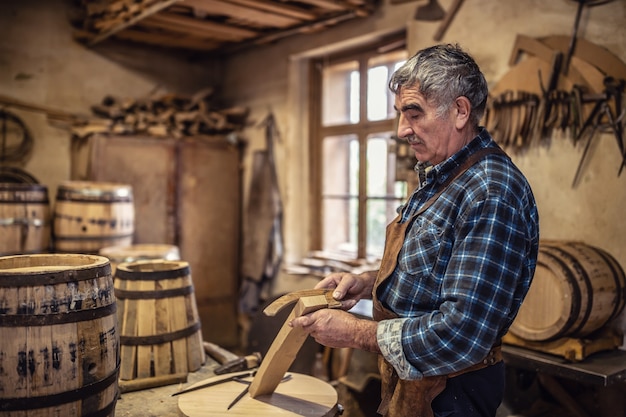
left=70, top=88, right=250, bottom=140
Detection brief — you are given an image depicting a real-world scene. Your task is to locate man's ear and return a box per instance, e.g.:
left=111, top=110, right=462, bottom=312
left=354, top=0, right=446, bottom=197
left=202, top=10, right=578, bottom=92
left=454, top=96, right=471, bottom=129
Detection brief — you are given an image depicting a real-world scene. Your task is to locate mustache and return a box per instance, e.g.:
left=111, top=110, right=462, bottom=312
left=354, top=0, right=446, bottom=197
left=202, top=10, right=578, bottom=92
left=405, top=135, right=421, bottom=145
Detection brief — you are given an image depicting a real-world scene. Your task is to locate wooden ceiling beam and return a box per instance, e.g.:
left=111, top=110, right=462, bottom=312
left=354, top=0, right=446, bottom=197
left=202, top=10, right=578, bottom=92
left=228, top=0, right=318, bottom=21
left=114, top=28, right=222, bottom=50
left=289, top=0, right=349, bottom=12
left=88, top=0, right=180, bottom=46
left=143, top=12, right=258, bottom=41
left=182, top=0, right=300, bottom=28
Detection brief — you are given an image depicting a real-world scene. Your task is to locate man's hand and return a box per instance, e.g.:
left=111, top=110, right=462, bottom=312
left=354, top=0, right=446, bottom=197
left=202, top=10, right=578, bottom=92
left=289, top=308, right=380, bottom=353
left=314, top=270, right=377, bottom=310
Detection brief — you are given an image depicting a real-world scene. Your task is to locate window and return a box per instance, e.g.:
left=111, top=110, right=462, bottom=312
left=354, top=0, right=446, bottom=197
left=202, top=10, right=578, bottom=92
left=310, top=42, right=411, bottom=260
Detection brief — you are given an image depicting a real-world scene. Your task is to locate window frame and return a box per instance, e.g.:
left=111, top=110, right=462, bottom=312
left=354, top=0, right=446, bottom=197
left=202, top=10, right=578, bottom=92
left=308, top=35, right=407, bottom=259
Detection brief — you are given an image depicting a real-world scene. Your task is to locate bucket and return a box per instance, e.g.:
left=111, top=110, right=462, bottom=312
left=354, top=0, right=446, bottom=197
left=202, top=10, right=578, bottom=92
left=510, top=240, right=626, bottom=341
left=99, top=244, right=180, bottom=274
left=0, top=183, right=50, bottom=255
left=114, top=259, right=204, bottom=381
left=0, top=253, right=118, bottom=417
left=53, top=181, right=134, bottom=254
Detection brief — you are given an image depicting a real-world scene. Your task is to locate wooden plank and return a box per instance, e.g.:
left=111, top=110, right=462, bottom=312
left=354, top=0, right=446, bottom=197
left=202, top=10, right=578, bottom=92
left=185, top=277, right=205, bottom=372
left=182, top=0, right=301, bottom=28
left=89, top=0, right=180, bottom=45
left=154, top=278, right=173, bottom=376
left=248, top=295, right=332, bottom=398
left=120, top=277, right=139, bottom=380
left=178, top=141, right=241, bottom=347
left=169, top=274, right=190, bottom=374
left=113, top=27, right=222, bottom=51
left=137, top=279, right=156, bottom=379
left=292, top=0, right=349, bottom=12
left=143, top=11, right=258, bottom=41
left=88, top=135, right=177, bottom=245
left=228, top=0, right=318, bottom=21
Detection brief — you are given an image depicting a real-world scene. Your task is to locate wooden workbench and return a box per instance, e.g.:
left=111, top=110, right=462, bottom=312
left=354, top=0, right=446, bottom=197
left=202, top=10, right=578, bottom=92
left=114, top=360, right=219, bottom=417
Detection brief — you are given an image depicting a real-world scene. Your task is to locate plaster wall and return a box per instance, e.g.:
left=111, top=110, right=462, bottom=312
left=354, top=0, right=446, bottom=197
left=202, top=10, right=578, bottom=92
left=0, top=0, right=220, bottom=198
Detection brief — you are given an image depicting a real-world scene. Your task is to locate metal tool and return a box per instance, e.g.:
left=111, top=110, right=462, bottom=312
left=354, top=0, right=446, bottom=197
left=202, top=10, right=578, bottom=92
left=214, top=352, right=262, bottom=375
left=170, top=370, right=256, bottom=397
left=227, top=385, right=250, bottom=410
left=572, top=77, right=625, bottom=186
left=226, top=374, right=292, bottom=410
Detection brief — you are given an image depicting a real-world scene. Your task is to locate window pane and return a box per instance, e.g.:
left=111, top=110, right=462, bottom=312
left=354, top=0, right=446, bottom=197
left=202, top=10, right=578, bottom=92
left=322, top=134, right=358, bottom=196
left=322, top=60, right=359, bottom=126
left=367, top=132, right=405, bottom=198
left=367, top=66, right=388, bottom=121
left=367, top=51, right=408, bottom=121
left=322, top=134, right=359, bottom=255
left=366, top=198, right=403, bottom=257
left=322, top=198, right=358, bottom=255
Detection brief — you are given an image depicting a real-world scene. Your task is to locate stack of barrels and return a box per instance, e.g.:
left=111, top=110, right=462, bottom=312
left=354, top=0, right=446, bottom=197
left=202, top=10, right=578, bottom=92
left=0, top=180, right=135, bottom=257
left=0, top=180, right=204, bottom=416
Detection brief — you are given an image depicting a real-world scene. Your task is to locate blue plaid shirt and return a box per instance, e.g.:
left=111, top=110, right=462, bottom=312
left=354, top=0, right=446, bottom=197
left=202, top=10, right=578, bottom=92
left=376, top=128, right=539, bottom=379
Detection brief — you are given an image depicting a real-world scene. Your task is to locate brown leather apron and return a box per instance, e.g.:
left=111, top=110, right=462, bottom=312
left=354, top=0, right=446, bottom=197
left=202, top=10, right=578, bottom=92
left=372, top=147, right=505, bottom=417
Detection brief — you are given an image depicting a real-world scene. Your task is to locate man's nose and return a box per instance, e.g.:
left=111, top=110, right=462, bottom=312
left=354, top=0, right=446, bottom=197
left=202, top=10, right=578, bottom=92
left=396, top=114, right=413, bottom=140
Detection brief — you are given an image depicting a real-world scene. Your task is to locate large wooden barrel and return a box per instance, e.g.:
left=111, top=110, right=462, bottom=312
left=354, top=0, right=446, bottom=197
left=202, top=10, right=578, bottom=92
left=53, top=181, right=134, bottom=253
left=510, top=241, right=626, bottom=341
left=99, top=243, right=180, bottom=274
left=114, top=259, right=204, bottom=381
left=0, top=253, right=118, bottom=417
left=0, top=183, right=51, bottom=255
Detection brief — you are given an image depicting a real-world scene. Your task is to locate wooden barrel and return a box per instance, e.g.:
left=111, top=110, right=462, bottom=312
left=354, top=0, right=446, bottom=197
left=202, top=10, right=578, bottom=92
left=0, top=183, right=50, bottom=255
left=53, top=181, right=134, bottom=254
left=114, top=259, right=205, bottom=381
left=510, top=241, right=626, bottom=341
left=99, top=243, right=180, bottom=274
left=0, top=253, right=118, bottom=417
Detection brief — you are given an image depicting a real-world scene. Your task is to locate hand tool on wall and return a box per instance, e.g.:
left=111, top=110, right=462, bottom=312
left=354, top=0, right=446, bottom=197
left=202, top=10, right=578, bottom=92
left=563, top=0, right=615, bottom=76
left=572, top=76, right=625, bottom=186
left=531, top=51, right=563, bottom=145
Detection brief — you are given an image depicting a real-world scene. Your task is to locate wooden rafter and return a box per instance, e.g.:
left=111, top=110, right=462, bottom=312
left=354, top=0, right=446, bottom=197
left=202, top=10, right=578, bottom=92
left=114, top=28, right=222, bottom=50
left=88, top=0, right=180, bottom=45
left=74, top=0, right=380, bottom=52
left=227, top=0, right=318, bottom=21
left=182, top=0, right=299, bottom=28
left=142, top=12, right=258, bottom=41
left=293, top=0, right=350, bottom=11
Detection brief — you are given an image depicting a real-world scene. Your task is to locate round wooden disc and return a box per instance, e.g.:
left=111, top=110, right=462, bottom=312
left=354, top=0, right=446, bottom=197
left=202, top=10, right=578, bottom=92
left=177, top=372, right=338, bottom=417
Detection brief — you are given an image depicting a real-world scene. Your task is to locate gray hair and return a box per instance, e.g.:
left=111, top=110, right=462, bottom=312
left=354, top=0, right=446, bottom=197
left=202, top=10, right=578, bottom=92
left=389, top=44, right=488, bottom=127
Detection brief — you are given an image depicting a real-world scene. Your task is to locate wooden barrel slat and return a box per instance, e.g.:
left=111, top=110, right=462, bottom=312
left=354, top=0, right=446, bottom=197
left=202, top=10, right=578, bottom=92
left=0, top=183, right=50, bottom=256
left=510, top=241, right=626, bottom=342
left=53, top=181, right=134, bottom=254
left=0, top=253, right=118, bottom=417
left=115, top=260, right=205, bottom=381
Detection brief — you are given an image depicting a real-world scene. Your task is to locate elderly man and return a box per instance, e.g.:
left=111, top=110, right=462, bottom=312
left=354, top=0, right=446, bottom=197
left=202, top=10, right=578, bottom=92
left=290, top=44, right=539, bottom=417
